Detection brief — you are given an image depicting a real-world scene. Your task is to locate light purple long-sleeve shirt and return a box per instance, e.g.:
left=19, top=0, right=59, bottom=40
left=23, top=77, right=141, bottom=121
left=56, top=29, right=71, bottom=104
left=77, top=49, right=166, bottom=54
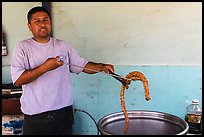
left=11, top=37, right=88, bottom=115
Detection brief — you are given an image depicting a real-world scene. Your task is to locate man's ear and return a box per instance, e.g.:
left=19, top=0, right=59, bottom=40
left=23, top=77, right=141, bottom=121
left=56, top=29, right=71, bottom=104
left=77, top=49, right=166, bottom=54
left=27, top=23, right=31, bottom=30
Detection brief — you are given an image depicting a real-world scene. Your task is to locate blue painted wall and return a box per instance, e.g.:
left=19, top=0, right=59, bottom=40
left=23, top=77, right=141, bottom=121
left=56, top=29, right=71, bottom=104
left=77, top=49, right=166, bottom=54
left=71, top=65, right=202, bottom=135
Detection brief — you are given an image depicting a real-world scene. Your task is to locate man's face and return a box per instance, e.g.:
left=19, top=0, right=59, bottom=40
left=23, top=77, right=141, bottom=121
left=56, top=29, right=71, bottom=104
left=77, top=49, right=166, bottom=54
left=28, top=11, right=51, bottom=42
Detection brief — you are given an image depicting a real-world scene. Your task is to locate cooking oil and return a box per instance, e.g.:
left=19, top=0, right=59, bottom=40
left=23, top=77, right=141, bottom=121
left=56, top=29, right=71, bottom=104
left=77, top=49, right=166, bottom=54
left=185, top=99, right=202, bottom=134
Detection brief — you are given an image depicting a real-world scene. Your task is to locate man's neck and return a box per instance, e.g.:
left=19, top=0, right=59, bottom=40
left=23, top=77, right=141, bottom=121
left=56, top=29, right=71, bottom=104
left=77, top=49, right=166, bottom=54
left=32, top=37, right=50, bottom=43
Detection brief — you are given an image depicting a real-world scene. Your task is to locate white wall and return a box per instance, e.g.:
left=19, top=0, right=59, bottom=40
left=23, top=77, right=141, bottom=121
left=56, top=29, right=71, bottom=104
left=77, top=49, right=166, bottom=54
left=52, top=2, right=202, bottom=65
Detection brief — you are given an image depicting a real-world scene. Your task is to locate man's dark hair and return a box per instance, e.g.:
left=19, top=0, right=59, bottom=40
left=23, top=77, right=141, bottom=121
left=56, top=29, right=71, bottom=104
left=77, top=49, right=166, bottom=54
left=27, top=6, right=51, bottom=23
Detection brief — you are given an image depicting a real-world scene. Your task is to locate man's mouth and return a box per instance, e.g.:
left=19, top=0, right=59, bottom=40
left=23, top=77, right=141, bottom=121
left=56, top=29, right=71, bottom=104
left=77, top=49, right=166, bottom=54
left=39, top=27, right=47, bottom=32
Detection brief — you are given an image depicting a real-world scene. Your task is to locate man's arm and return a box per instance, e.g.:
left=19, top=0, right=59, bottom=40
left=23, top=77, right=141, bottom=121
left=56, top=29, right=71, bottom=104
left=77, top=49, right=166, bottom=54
left=82, top=61, right=114, bottom=74
left=14, top=56, right=63, bottom=87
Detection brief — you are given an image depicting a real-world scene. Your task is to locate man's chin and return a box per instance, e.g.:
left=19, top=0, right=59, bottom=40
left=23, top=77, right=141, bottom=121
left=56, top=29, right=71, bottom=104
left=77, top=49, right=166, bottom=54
left=39, top=35, right=50, bottom=39
left=39, top=31, right=50, bottom=37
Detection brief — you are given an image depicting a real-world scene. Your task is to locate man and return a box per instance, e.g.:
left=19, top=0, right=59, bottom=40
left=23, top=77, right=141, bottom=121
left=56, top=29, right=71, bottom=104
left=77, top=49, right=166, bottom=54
left=11, top=6, right=114, bottom=135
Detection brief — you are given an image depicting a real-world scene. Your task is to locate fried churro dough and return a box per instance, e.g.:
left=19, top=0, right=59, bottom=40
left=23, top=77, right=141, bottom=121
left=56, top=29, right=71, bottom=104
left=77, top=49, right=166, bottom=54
left=121, top=71, right=150, bottom=134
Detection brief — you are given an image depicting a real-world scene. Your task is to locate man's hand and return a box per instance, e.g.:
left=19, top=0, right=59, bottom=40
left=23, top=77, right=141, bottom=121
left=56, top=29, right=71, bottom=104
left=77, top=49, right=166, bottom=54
left=83, top=62, right=114, bottom=74
left=100, top=63, right=114, bottom=74
left=41, top=56, right=64, bottom=72
left=14, top=56, right=64, bottom=86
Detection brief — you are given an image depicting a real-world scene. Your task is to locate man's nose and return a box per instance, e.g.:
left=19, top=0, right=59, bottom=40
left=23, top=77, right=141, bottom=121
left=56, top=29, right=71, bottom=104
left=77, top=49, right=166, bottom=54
left=39, top=21, right=46, bottom=26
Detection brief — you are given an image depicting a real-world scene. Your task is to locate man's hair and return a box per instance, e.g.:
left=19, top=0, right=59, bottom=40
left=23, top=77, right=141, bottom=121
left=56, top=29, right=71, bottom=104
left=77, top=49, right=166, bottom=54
left=27, top=6, right=51, bottom=23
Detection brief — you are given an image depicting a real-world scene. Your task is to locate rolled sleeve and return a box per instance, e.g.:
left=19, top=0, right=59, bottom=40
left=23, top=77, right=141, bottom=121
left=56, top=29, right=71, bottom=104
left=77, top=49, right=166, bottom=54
left=10, top=43, right=27, bottom=84
left=11, top=65, right=25, bottom=85
left=69, top=47, right=88, bottom=74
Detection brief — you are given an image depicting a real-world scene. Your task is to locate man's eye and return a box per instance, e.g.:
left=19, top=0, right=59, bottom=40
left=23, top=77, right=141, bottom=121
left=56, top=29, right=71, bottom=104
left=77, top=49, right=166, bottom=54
left=34, top=20, right=39, bottom=23
left=44, top=19, right=49, bottom=22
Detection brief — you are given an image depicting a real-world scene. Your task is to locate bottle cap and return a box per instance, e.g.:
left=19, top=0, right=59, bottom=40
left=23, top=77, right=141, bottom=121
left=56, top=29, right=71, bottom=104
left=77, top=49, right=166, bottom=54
left=192, top=99, right=199, bottom=104
left=58, top=55, right=66, bottom=62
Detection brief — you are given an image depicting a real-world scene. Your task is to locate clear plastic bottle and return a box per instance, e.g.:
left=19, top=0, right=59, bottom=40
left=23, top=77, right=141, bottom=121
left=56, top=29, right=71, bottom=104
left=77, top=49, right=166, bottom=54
left=185, top=99, right=202, bottom=134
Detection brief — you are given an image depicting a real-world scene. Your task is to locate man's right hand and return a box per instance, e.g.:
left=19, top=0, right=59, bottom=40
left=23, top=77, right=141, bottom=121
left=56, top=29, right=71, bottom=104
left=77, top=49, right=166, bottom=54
left=42, top=56, right=64, bottom=72
left=14, top=56, right=64, bottom=87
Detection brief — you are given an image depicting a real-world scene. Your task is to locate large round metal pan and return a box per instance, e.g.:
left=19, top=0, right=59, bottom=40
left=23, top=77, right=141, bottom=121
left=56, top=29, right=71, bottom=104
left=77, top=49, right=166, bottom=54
left=98, top=110, right=189, bottom=135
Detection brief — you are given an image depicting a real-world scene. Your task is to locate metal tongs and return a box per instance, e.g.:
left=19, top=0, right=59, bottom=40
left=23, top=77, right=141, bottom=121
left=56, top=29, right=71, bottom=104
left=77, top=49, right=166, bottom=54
left=59, top=55, right=131, bottom=86
left=109, top=71, right=131, bottom=87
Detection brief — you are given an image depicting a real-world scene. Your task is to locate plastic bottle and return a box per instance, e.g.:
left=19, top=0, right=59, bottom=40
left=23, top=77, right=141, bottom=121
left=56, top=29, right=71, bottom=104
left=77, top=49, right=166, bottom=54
left=58, top=55, right=66, bottom=62
left=185, top=99, right=202, bottom=134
